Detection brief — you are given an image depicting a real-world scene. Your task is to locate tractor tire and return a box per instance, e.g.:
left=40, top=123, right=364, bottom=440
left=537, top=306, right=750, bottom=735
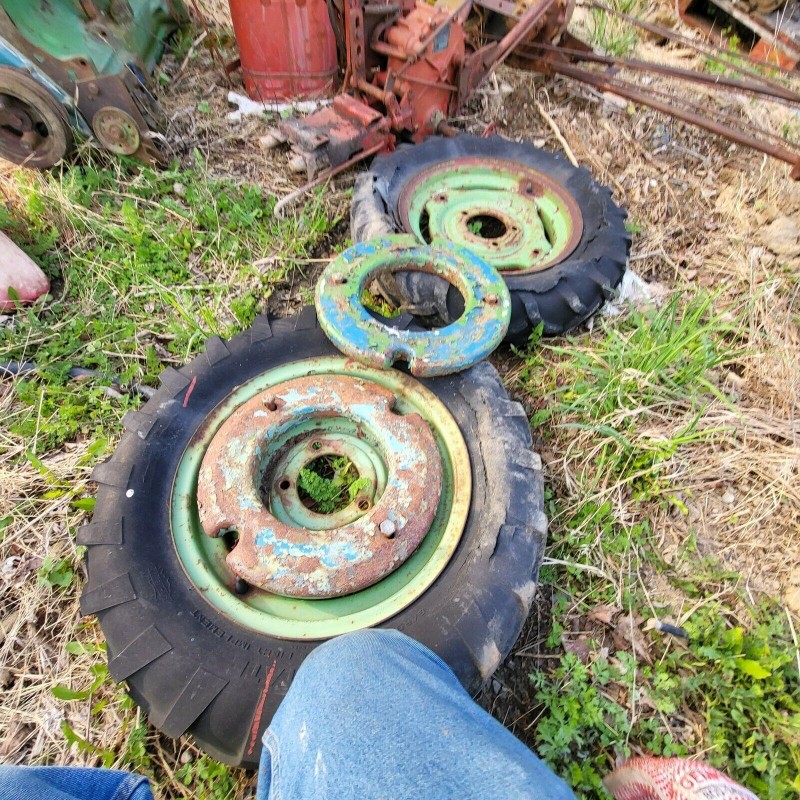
left=80, top=308, right=546, bottom=769
left=351, top=134, right=631, bottom=343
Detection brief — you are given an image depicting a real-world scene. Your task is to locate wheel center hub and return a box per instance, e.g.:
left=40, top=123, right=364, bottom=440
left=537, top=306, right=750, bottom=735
left=197, top=374, right=443, bottom=598
left=398, top=157, right=584, bottom=274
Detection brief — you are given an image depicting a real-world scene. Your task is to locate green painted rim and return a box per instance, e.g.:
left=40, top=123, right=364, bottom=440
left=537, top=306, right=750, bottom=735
left=171, top=356, right=471, bottom=640
left=397, top=157, right=584, bottom=274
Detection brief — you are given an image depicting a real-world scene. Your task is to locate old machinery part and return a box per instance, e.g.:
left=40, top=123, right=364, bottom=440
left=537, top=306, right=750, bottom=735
left=227, top=0, right=337, bottom=101
left=0, top=66, right=72, bottom=167
left=91, top=106, right=140, bottom=155
left=351, top=135, right=629, bottom=342
left=678, top=0, right=800, bottom=69
left=197, top=374, right=443, bottom=597
left=0, top=0, right=186, bottom=166
left=80, top=310, right=547, bottom=767
left=315, top=235, right=512, bottom=375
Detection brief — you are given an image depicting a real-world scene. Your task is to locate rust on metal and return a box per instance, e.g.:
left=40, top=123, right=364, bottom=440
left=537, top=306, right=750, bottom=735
left=196, top=374, right=443, bottom=599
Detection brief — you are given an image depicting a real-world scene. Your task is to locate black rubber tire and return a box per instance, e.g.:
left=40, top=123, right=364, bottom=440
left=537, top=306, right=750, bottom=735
left=351, top=134, right=631, bottom=343
left=0, top=67, right=73, bottom=168
left=80, top=308, right=546, bottom=769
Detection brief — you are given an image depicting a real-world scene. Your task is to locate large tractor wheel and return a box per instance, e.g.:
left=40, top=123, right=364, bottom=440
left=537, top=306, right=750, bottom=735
left=80, top=309, right=547, bottom=768
left=351, top=134, right=631, bottom=343
left=0, top=67, right=72, bottom=168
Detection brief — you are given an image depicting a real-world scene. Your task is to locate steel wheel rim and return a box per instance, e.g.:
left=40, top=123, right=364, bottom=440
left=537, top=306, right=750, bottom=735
left=171, top=356, right=471, bottom=640
left=397, top=157, right=584, bottom=274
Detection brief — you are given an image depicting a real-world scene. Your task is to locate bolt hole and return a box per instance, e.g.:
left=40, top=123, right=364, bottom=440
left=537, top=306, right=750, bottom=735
left=222, top=529, right=239, bottom=551
left=263, top=399, right=278, bottom=411
left=358, top=499, right=370, bottom=511
left=279, top=479, right=291, bottom=491
left=311, top=441, right=322, bottom=451
left=234, top=577, right=250, bottom=595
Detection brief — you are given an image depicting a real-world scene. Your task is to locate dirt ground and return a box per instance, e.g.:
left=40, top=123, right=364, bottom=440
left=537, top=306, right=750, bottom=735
left=1, top=0, right=799, bottom=795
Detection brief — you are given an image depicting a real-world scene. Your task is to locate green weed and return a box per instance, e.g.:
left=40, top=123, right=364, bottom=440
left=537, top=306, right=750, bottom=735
left=587, top=0, right=643, bottom=57
left=531, top=602, right=800, bottom=798
left=521, top=293, right=740, bottom=500
left=38, top=555, right=75, bottom=589
left=175, top=755, right=238, bottom=800
left=298, top=455, right=372, bottom=514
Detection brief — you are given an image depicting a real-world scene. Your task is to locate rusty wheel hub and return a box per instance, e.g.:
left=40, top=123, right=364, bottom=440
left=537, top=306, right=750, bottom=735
left=0, top=68, right=72, bottom=168
left=197, top=374, right=443, bottom=598
left=397, top=157, right=584, bottom=274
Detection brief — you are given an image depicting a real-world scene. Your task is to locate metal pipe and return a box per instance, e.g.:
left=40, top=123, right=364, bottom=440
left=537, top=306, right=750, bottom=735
left=580, top=1, right=799, bottom=81
left=548, top=60, right=800, bottom=178
left=522, top=41, right=800, bottom=104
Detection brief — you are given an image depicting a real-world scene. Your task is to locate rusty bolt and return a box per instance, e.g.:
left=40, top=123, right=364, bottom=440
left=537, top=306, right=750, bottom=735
left=262, top=394, right=278, bottom=411
left=330, top=274, right=347, bottom=285
left=379, top=519, right=397, bottom=538
left=485, top=293, right=499, bottom=306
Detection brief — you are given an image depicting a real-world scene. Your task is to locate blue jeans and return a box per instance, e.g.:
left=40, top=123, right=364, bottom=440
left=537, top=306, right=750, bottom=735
left=0, top=630, right=574, bottom=800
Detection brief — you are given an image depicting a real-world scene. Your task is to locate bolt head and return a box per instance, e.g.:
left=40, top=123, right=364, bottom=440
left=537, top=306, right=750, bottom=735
left=379, top=519, right=396, bottom=537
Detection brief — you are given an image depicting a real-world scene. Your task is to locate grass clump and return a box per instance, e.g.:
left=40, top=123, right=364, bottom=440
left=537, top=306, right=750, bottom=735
left=586, top=0, right=643, bottom=57
left=0, top=153, right=337, bottom=454
left=515, top=294, right=800, bottom=799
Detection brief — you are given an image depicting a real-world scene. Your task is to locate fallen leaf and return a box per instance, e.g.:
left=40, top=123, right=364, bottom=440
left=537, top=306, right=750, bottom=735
left=588, top=604, right=622, bottom=625
left=611, top=612, right=653, bottom=664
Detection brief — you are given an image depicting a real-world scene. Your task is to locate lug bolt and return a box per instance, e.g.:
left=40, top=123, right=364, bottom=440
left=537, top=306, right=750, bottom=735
left=379, top=519, right=396, bottom=538
left=485, top=293, right=499, bottom=305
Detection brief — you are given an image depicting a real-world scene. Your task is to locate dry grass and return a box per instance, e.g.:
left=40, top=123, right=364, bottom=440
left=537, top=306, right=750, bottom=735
left=1, top=1, right=799, bottom=797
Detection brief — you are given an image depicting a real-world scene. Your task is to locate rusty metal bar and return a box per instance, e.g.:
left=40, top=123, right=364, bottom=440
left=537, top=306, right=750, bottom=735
left=580, top=1, right=799, bottom=81
left=460, top=0, right=559, bottom=97
left=547, top=60, right=800, bottom=178
left=522, top=41, right=800, bottom=104
left=274, top=140, right=387, bottom=217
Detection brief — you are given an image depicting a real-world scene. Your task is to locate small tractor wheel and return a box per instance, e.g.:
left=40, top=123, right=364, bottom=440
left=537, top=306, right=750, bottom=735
left=351, top=134, right=631, bottom=342
left=80, top=309, right=546, bottom=768
left=0, top=67, right=72, bottom=168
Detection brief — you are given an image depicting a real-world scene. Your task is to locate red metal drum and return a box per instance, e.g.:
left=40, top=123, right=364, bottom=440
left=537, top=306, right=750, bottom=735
left=228, top=0, right=338, bottom=101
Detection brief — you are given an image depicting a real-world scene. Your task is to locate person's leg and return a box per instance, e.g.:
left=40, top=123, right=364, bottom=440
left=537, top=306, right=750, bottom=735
left=258, top=628, right=575, bottom=800
left=0, top=765, right=153, bottom=800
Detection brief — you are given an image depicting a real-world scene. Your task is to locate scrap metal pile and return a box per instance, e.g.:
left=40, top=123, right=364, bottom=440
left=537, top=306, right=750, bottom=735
left=0, top=0, right=186, bottom=167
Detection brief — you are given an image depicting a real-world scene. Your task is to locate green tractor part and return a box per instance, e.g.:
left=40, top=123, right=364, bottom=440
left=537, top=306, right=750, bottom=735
left=0, top=0, right=187, bottom=167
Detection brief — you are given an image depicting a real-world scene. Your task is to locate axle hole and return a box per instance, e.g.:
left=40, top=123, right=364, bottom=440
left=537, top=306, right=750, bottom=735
left=466, top=214, right=507, bottom=239
left=298, top=455, right=364, bottom=515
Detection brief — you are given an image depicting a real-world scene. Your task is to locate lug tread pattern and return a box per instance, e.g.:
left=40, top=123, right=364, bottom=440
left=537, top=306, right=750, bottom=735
left=80, top=573, right=136, bottom=615
left=150, top=667, right=229, bottom=738
left=108, top=624, right=172, bottom=681
left=77, top=519, right=122, bottom=546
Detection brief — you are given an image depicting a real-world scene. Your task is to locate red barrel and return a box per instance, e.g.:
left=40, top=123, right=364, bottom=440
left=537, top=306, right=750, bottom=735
left=228, top=0, right=338, bottom=101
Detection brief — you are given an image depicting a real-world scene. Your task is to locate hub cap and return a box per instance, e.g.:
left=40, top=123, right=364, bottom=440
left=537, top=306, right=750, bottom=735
left=172, top=357, right=471, bottom=639
left=397, top=157, right=584, bottom=273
